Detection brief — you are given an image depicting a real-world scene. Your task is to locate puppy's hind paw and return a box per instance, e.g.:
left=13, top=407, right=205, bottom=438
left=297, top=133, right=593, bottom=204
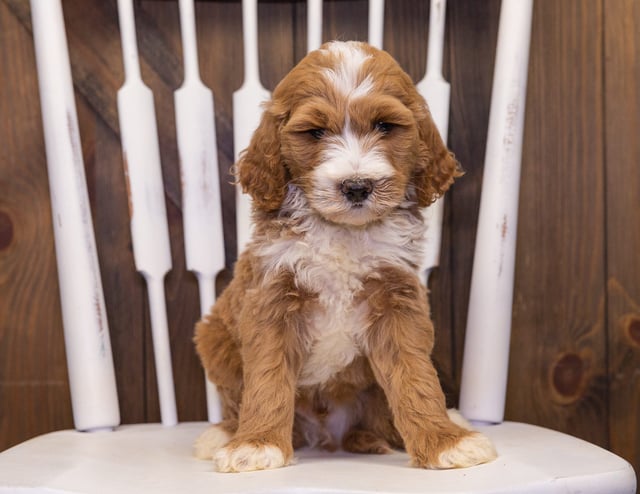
left=432, top=432, right=497, bottom=469
left=193, top=425, right=232, bottom=460
left=213, top=443, right=287, bottom=473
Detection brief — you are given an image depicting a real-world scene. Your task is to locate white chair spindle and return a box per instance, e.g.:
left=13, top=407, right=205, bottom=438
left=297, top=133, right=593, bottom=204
left=234, top=0, right=270, bottom=255
left=368, top=0, right=385, bottom=49
left=307, top=0, right=323, bottom=53
left=459, top=0, right=534, bottom=424
left=175, top=0, right=225, bottom=424
left=417, top=0, right=450, bottom=286
left=30, top=0, right=120, bottom=433
left=116, top=0, right=177, bottom=427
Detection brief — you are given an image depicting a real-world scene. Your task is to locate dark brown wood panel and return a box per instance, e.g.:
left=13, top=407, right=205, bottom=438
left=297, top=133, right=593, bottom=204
left=0, top=0, right=73, bottom=446
left=604, top=0, right=640, bottom=470
left=323, top=0, right=367, bottom=45
left=446, top=0, right=500, bottom=383
left=509, top=0, right=609, bottom=447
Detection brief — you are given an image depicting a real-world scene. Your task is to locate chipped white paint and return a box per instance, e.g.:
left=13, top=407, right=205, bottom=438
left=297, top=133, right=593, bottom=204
left=234, top=0, right=271, bottom=255
left=116, top=0, right=176, bottom=427
left=307, top=0, right=323, bottom=53
left=30, top=0, right=120, bottom=432
left=368, top=0, right=385, bottom=49
left=416, top=0, right=450, bottom=286
left=459, top=0, right=534, bottom=424
left=175, top=0, right=224, bottom=424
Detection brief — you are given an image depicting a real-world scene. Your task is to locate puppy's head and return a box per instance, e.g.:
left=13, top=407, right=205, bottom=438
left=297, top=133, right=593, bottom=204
left=237, top=41, right=461, bottom=225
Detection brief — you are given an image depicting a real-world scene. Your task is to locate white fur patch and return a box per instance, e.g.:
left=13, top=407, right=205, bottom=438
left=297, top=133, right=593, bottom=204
left=321, top=41, right=373, bottom=100
left=300, top=309, right=369, bottom=385
left=317, top=124, right=393, bottom=183
left=213, top=444, right=287, bottom=473
left=447, top=408, right=474, bottom=431
left=433, top=432, right=497, bottom=469
left=307, top=109, right=396, bottom=227
left=193, top=425, right=232, bottom=460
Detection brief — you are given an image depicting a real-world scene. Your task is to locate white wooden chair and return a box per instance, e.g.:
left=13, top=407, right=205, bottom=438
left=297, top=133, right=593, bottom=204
left=0, top=0, right=636, bottom=493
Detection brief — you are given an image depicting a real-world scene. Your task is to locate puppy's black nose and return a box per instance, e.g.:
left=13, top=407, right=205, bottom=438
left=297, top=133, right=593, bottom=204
left=341, top=179, right=374, bottom=203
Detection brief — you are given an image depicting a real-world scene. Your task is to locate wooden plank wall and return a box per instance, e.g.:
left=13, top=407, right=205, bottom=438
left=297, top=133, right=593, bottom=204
left=0, top=0, right=638, bottom=476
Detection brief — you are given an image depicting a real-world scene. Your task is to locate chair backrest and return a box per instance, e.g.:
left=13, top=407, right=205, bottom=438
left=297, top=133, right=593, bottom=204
left=29, top=0, right=532, bottom=432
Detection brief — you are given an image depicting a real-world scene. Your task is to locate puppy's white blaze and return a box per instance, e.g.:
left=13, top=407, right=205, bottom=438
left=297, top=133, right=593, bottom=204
left=434, top=433, right=497, bottom=469
left=323, top=40, right=368, bottom=59
left=321, top=42, right=373, bottom=100
left=349, top=75, right=375, bottom=101
left=213, top=444, right=287, bottom=473
left=193, top=425, right=232, bottom=460
left=317, top=126, right=393, bottom=183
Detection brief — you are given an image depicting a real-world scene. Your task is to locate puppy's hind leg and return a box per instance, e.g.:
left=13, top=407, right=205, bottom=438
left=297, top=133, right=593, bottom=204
left=342, top=383, right=404, bottom=455
left=342, top=429, right=393, bottom=455
left=194, top=306, right=243, bottom=394
left=193, top=298, right=245, bottom=461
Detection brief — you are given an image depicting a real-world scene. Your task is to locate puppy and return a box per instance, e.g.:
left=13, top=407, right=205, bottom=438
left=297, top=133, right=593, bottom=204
left=194, top=41, right=497, bottom=472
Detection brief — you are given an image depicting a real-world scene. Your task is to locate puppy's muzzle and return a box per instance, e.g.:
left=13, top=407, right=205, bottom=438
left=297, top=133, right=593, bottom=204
left=341, top=178, right=374, bottom=204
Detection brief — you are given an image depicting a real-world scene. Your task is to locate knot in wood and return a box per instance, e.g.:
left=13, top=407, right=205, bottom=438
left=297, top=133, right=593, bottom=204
left=625, top=315, right=640, bottom=347
left=550, top=352, right=586, bottom=404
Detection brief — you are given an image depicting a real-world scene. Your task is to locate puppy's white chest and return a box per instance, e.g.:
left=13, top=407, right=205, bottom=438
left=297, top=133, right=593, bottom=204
left=257, top=204, right=423, bottom=386
left=296, top=240, right=370, bottom=386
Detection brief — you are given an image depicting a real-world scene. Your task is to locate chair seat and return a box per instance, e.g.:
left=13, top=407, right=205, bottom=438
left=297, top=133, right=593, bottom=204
left=0, top=421, right=635, bottom=494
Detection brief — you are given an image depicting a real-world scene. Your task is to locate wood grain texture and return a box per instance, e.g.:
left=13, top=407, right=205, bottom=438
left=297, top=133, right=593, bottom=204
left=323, top=0, right=367, bottom=45
left=446, top=0, right=500, bottom=385
left=0, top=0, right=74, bottom=446
left=604, top=0, right=640, bottom=470
left=508, top=0, right=608, bottom=447
left=0, top=0, right=638, bottom=477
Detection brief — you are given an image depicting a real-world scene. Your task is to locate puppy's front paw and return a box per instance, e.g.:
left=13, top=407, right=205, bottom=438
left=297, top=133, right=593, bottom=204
left=430, top=432, right=497, bottom=469
left=213, top=443, right=287, bottom=473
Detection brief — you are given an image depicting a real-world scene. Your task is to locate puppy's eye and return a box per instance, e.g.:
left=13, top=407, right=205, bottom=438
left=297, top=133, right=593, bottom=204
left=306, top=128, right=326, bottom=139
left=374, top=121, right=395, bottom=135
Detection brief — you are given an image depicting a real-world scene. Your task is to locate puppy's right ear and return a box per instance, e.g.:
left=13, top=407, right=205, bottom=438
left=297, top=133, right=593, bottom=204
left=236, top=104, right=289, bottom=211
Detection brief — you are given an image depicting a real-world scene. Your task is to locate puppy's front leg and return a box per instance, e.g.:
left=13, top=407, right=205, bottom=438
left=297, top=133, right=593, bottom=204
left=363, top=268, right=497, bottom=469
left=213, top=272, right=309, bottom=473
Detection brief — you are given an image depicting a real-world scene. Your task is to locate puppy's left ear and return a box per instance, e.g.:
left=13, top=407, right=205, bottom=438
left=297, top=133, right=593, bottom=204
left=413, top=104, right=463, bottom=207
